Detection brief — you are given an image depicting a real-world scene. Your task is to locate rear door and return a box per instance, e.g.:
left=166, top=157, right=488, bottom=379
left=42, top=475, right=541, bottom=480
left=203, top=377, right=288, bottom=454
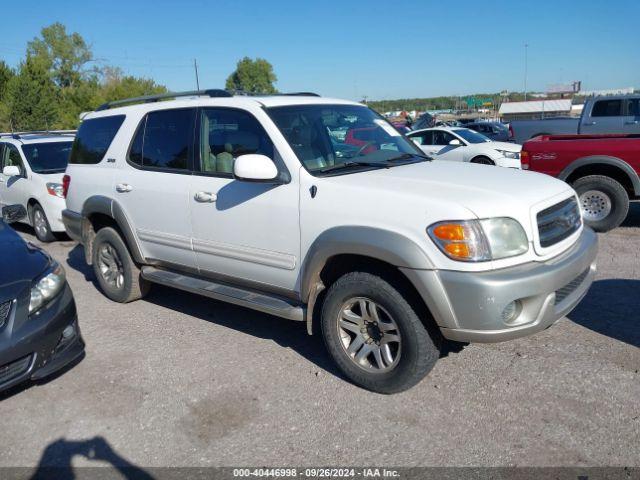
left=0, top=143, right=28, bottom=210
left=622, top=98, right=640, bottom=133
left=582, top=98, right=624, bottom=134
left=114, top=108, right=197, bottom=268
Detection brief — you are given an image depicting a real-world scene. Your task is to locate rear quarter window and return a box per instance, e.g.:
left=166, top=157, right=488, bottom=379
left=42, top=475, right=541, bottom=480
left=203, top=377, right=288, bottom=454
left=70, top=115, right=125, bottom=164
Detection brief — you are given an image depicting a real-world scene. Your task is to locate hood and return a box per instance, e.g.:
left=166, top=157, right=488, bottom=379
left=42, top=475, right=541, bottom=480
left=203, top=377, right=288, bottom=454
left=0, top=222, right=50, bottom=302
left=488, top=141, right=521, bottom=152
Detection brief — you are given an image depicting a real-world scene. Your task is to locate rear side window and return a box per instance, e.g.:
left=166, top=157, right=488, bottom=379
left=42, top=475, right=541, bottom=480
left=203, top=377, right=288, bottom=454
left=128, top=108, right=194, bottom=171
left=591, top=99, right=622, bottom=117
left=70, top=115, right=125, bottom=164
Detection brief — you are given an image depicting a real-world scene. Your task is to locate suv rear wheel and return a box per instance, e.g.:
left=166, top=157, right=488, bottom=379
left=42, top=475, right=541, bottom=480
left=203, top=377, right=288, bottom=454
left=573, top=175, right=629, bottom=232
left=320, top=272, right=441, bottom=394
left=92, top=227, right=150, bottom=303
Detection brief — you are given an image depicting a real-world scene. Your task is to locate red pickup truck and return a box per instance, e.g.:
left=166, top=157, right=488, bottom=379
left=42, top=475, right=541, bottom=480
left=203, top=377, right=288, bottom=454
left=521, top=134, right=640, bottom=232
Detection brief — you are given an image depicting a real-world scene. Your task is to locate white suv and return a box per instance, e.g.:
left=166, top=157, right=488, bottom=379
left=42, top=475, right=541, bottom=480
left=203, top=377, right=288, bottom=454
left=62, top=90, right=597, bottom=393
left=0, top=132, right=75, bottom=241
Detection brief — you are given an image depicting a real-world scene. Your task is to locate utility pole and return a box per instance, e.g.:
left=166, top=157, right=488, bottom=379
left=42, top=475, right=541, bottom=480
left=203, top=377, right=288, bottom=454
left=524, top=43, right=529, bottom=101
left=194, top=59, right=200, bottom=91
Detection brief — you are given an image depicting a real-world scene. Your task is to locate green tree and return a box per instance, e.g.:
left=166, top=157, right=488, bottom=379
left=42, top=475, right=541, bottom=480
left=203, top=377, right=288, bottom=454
left=97, top=66, right=167, bottom=104
left=6, top=55, right=58, bottom=130
left=0, top=61, right=15, bottom=100
left=225, top=57, right=277, bottom=94
left=27, top=22, right=93, bottom=88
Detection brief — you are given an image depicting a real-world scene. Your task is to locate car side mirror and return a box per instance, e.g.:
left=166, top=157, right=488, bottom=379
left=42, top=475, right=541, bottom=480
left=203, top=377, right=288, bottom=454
left=449, top=139, right=462, bottom=146
left=411, top=138, right=422, bottom=146
left=3, top=165, right=21, bottom=177
left=2, top=204, right=27, bottom=223
left=233, top=154, right=280, bottom=182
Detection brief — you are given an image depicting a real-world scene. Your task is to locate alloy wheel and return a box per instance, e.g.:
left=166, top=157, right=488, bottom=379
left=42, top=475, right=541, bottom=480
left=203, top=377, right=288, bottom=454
left=97, top=243, right=125, bottom=289
left=336, top=297, right=401, bottom=373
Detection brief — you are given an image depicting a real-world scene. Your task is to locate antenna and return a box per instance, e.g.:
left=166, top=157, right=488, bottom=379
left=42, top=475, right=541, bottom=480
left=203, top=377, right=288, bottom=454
left=194, top=59, right=200, bottom=91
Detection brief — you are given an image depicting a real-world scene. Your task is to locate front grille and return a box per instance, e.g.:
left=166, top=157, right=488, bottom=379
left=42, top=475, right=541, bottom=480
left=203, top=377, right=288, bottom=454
left=555, top=268, right=590, bottom=305
left=537, top=197, right=581, bottom=248
left=0, top=355, right=32, bottom=386
left=0, top=300, right=11, bottom=328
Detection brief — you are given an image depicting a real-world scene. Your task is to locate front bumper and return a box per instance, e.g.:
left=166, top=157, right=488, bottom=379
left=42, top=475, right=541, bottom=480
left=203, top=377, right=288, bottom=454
left=402, top=228, right=598, bottom=343
left=0, top=284, right=84, bottom=392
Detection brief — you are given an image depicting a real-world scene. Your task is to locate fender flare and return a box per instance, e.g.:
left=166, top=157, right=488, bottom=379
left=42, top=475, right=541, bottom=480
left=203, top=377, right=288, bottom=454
left=559, top=155, right=640, bottom=195
left=300, top=226, right=435, bottom=303
left=81, top=195, right=145, bottom=265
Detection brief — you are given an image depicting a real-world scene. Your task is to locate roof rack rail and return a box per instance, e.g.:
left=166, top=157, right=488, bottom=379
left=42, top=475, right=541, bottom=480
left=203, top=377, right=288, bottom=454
left=0, top=130, right=76, bottom=140
left=228, top=89, right=320, bottom=97
left=96, top=89, right=233, bottom=111
left=280, top=92, right=321, bottom=97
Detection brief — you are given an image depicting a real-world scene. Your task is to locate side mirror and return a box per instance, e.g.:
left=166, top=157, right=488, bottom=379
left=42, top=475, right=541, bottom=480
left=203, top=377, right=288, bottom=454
left=411, top=138, right=422, bottom=146
left=2, top=204, right=27, bottom=223
left=3, top=165, right=20, bottom=177
left=233, top=154, right=279, bottom=182
left=449, top=139, right=462, bottom=146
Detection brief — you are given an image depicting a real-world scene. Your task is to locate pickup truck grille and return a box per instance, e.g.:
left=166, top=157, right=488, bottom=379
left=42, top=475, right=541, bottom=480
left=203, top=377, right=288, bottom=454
left=0, top=301, right=11, bottom=329
left=537, top=197, right=581, bottom=248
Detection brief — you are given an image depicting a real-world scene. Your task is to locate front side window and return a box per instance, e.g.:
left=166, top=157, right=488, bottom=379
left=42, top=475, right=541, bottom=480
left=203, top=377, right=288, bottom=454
left=268, top=104, right=425, bottom=174
left=21, top=141, right=73, bottom=174
left=1, top=144, right=24, bottom=172
left=199, top=108, right=273, bottom=175
left=408, top=131, right=433, bottom=146
left=591, top=99, right=622, bottom=117
left=70, top=115, right=125, bottom=164
left=131, top=109, right=194, bottom=171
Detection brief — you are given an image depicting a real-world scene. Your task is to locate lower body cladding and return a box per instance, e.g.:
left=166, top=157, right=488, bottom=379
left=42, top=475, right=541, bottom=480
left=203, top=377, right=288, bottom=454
left=402, top=228, right=598, bottom=343
left=0, top=284, right=84, bottom=393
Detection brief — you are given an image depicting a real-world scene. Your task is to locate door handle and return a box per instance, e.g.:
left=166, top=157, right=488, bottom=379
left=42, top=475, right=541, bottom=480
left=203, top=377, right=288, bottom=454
left=115, top=183, right=133, bottom=193
left=624, top=120, right=639, bottom=125
left=194, top=191, right=217, bottom=203
left=583, top=121, right=596, bottom=126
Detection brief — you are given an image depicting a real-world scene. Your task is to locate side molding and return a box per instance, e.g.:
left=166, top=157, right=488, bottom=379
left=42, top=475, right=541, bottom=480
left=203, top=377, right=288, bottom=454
left=300, top=226, right=435, bottom=302
left=559, top=155, right=640, bottom=195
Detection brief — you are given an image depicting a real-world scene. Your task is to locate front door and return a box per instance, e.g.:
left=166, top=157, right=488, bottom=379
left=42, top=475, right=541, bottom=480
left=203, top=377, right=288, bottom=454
left=429, top=130, right=466, bottom=162
left=189, top=107, right=300, bottom=291
left=0, top=143, right=28, bottom=210
left=114, top=108, right=197, bottom=268
left=582, top=98, right=624, bottom=134
left=622, top=98, right=640, bottom=133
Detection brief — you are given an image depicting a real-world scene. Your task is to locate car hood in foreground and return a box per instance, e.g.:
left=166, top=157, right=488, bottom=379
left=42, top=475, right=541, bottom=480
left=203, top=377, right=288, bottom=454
left=0, top=222, right=49, bottom=301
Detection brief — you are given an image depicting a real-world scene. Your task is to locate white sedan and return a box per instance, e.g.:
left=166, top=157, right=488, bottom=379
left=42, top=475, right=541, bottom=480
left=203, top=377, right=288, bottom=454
left=407, top=127, right=522, bottom=168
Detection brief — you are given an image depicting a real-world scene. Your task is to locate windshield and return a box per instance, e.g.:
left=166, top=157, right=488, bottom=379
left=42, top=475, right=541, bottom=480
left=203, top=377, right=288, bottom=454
left=452, top=128, right=491, bottom=144
left=21, top=141, right=73, bottom=173
left=267, top=104, right=426, bottom=174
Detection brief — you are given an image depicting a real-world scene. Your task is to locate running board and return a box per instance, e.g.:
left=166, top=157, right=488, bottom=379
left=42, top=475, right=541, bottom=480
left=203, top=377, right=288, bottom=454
left=141, top=266, right=305, bottom=321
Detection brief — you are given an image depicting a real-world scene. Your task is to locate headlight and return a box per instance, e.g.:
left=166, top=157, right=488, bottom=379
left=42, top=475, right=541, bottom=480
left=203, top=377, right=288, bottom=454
left=495, top=150, right=520, bottom=159
left=46, top=182, right=64, bottom=198
left=29, top=263, right=66, bottom=314
left=428, top=218, right=528, bottom=262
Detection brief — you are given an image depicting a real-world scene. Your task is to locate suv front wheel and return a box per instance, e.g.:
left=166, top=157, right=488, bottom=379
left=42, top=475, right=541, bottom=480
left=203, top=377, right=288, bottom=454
left=92, top=227, right=150, bottom=303
left=321, top=272, right=441, bottom=394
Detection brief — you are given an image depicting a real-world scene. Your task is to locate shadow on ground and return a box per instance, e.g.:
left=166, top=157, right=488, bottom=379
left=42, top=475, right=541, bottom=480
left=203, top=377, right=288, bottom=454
left=30, top=436, right=152, bottom=479
left=568, top=279, right=640, bottom=348
left=621, top=201, right=640, bottom=228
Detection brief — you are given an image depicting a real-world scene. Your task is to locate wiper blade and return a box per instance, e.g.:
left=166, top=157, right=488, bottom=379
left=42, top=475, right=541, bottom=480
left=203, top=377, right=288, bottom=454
left=385, top=152, right=433, bottom=162
left=319, top=160, right=390, bottom=173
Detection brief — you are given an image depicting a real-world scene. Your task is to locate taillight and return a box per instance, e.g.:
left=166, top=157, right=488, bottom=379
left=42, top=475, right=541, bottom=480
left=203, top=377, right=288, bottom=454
left=520, top=150, right=530, bottom=170
left=62, top=174, right=70, bottom=198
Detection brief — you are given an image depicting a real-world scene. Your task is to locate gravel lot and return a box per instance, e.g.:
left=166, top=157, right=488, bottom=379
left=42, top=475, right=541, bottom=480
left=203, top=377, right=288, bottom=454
left=1, top=204, right=639, bottom=469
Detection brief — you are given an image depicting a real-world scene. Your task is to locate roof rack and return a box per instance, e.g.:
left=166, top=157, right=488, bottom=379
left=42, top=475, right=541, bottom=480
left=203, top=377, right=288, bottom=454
left=96, top=89, right=233, bottom=111
left=0, top=130, right=76, bottom=140
left=230, top=90, right=320, bottom=97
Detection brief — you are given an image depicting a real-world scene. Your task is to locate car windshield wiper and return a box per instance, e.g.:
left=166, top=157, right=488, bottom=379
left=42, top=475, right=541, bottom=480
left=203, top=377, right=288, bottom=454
left=318, top=160, right=391, bottom=173
left=384, top=152, right=433, bottom=162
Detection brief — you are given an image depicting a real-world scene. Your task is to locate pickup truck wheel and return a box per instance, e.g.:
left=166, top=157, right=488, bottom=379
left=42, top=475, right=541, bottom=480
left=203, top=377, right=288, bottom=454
left=31, top=204, right=55, bottom=243
left=573, top=175, right=629, bottom=232
left=92, top=227, right=150, bottom=303
left=321, top=272, right=440, bottom=394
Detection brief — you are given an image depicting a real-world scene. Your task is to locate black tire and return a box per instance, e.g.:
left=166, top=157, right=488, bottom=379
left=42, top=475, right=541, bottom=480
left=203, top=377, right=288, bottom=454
left=320, top=272, right=441, bottom=394
left=92, top=227, right=150, bottom=303
left=470, top=156, right=495, bottom=165
left=30, top=203, right=56, bottom=242
left=573, top=175, right=629, bottom=232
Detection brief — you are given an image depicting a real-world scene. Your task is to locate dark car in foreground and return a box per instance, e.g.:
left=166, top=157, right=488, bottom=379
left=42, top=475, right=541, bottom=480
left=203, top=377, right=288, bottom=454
left=0, top=205, right=83, bottom=393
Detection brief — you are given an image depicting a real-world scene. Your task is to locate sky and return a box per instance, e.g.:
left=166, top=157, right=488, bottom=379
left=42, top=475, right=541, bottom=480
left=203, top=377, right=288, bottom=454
left=1, top=0, right=638, bottom=101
